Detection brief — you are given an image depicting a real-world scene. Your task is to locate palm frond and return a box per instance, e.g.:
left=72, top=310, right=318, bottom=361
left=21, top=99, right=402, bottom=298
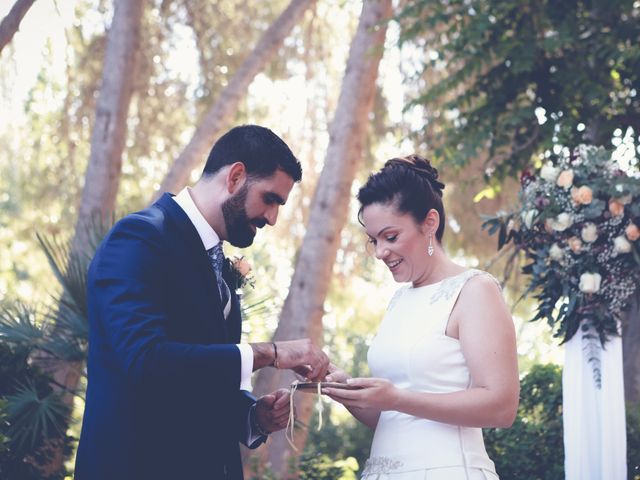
left=0, top=303, right=47, bottom=353
left=5, top=380, right=69, bottom=454
left=36, top=233, right=89, bottom=320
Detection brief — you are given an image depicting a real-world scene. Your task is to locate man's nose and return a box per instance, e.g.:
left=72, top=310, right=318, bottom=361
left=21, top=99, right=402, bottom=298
left=265, top=205, right=279, bottom=226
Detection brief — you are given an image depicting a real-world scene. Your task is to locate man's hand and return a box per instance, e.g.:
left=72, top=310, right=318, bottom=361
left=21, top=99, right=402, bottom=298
left=255, top=389, right=291, bottom=434
left=250, top=339, right=330, bottom=381
left=324, top=363, right=351, bottom=383
left=275, top=339, right=329, bottom=382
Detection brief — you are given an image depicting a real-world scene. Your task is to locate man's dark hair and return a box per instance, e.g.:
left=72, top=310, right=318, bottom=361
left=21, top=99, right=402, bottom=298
left=202, top=125, right=302, bottom=182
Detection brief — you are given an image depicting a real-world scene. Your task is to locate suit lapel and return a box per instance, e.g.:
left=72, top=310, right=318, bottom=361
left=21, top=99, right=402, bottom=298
left=155, top=193, right=230, bottom=341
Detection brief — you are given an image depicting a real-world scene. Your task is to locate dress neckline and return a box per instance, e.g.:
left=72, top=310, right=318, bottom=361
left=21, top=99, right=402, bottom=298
left=408, top=269, right=474, bottom=290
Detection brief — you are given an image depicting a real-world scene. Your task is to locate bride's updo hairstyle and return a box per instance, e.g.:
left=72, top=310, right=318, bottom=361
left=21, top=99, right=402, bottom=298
left=357, top=154, right=446, bottom=241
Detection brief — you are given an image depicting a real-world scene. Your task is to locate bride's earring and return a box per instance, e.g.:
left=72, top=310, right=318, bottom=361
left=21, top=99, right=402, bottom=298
left=427, top=233, right=434, bottom=257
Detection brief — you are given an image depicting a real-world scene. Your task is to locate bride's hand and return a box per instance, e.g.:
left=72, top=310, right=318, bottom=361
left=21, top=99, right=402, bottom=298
left=324, top=363, right=351, bottom=383
left=323, top=377, right=399, bottom=411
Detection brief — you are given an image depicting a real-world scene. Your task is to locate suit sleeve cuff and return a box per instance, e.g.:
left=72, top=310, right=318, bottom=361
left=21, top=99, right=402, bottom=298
left=245, top=404, right=267, bottom=448
left=236, top=344, right=254, bottom=391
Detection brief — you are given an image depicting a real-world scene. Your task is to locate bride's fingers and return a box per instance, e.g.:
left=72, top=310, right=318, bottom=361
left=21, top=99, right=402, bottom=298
left=346, top=377, right=379, bottom=388
left=322, top=388, right=360, bottom=400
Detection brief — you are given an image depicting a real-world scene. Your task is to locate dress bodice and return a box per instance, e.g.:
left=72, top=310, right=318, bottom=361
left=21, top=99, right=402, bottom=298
left=362, top=269, right=499, bottom=478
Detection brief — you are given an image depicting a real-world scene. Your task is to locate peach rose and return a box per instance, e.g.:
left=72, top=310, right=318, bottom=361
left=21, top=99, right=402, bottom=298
left=573, top=186, right=593, bottom=205
left=609, top=200, right=625, bottom=217
left=626, top=223, right=640, bottom=242
left=232, top=257, right=252, bottom=276
left=568, top=236, right=582, bottom=254
left=556, top=170, right=574, bottom=189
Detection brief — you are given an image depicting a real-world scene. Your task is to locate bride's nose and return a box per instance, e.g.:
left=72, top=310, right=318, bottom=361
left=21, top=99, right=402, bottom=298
left=375, top=246, right=390, bottom=260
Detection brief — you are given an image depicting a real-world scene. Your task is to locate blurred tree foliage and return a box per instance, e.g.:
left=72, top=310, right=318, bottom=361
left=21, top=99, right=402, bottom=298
left=398, top=0, right=640, bottom=181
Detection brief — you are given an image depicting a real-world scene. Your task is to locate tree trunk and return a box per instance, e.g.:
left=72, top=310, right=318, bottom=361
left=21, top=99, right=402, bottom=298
left=72, top=0, right=144, bottom=255
left=0, top=0, right=36, bottom=54
left=622, top=288, right=640, bottom=407
left=36, top=0, right=144, bottom=476
left=252, top=1, right=392, bottom=475
left=153, top=0, right=316, bottom=200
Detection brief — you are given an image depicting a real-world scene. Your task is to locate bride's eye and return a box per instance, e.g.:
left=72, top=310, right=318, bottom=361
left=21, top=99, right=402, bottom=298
left=367, top=237, right=377, bottom=246
left=386, top=234, right=398, bottom=243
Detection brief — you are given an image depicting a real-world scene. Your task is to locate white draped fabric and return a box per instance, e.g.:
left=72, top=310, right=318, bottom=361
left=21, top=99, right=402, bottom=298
left=563, top=327, right=627, bottom=479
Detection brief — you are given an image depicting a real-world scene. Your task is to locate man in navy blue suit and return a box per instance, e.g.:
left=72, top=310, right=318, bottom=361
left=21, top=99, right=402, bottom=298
left=75, top=125, right=330, bottom=479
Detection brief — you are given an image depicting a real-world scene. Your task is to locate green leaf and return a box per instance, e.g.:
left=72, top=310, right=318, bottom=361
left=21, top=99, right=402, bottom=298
left=5, top=381, right=69, bottom=454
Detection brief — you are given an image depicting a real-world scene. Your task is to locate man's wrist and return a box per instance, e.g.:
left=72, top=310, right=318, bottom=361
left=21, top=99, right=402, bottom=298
left=272, top=342, right=279, bottom=369
left=249, top=342, right=277, bottom=370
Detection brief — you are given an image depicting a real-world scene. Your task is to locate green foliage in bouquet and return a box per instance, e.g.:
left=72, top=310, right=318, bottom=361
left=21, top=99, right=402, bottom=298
left=483, top=146, right=640, bottom=356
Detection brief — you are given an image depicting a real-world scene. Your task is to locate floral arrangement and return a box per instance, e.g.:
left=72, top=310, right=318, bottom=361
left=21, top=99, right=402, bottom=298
left=223, top=256, right=255, bottom=293
left=483, top=146, right=640, bottom=356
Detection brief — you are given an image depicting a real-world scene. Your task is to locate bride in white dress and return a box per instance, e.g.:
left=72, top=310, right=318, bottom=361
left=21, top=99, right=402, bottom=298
left=324, top=155, right=519, bottom=479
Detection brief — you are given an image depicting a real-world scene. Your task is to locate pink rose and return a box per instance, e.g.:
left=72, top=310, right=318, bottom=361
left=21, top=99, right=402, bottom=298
left=556, top=170, right=574, bottom=189
left=573, top=186, right=593, bottom=205
left=568, top=237, right=582, bottom=254
left=626, top=223, right=640, bottom=242
left=609, top=200, right=625, bottom=217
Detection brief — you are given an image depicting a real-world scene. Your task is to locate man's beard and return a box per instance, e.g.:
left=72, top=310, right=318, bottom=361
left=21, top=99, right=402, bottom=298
left=221, top=184, right=265, bottom=247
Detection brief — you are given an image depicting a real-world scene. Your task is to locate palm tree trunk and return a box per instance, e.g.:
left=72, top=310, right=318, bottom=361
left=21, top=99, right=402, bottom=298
left=252, top=1, right=392, bottom=475
left=36, top=0, right=144, bottom=475
left=72, top=0, right=144, bottom=256
left=0, top=0, right=36, bottom=54
left=153, top=0, right=316, bottom=200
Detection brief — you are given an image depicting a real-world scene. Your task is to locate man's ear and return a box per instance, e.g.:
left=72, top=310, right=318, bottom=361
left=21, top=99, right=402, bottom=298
left=226, top=162, right=247, bottom=194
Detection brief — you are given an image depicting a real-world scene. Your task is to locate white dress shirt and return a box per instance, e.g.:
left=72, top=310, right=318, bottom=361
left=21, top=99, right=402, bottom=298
left=172, top=187, right=254, bottom=392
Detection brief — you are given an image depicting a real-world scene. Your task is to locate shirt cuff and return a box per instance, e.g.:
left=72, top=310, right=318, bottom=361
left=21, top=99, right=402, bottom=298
left=236, top=344, right=254, bottom=391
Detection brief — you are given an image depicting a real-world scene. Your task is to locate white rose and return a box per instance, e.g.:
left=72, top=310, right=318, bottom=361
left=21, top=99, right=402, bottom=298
left=550, top=212, right=573, bottom=232
left=549, top=244, right=564, bottom=262
left=581, top=223, right=598, bottom=243
left=540, top=163, right=560, bottom=182
left=614, top=235, right=632, bottom=254
left=521, top=209, right=537, bottom=229
left=579, top=272, right=602, bottom=294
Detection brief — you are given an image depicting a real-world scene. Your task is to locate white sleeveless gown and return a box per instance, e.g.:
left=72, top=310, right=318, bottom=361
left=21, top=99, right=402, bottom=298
left=361, top=269, right=500, bottom=480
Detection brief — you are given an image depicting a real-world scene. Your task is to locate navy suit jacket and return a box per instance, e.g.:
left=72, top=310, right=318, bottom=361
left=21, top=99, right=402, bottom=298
left=75, top=193, right=258, bottom=480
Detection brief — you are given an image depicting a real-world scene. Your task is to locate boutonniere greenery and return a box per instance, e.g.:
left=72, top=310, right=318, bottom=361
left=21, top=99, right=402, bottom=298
left=223, top=256, right=255, bottom=292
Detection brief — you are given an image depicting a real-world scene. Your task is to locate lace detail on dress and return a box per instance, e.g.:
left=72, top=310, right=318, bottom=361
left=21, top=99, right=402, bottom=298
left=386, top=287, right=407, bottom=312
left=362, top=456, right=404, bottom=476
left=428, top=269, right=482, bottom=304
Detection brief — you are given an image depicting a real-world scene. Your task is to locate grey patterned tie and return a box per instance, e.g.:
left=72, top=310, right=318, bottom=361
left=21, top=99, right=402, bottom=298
left=207, top=242, right=230, bottom=310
